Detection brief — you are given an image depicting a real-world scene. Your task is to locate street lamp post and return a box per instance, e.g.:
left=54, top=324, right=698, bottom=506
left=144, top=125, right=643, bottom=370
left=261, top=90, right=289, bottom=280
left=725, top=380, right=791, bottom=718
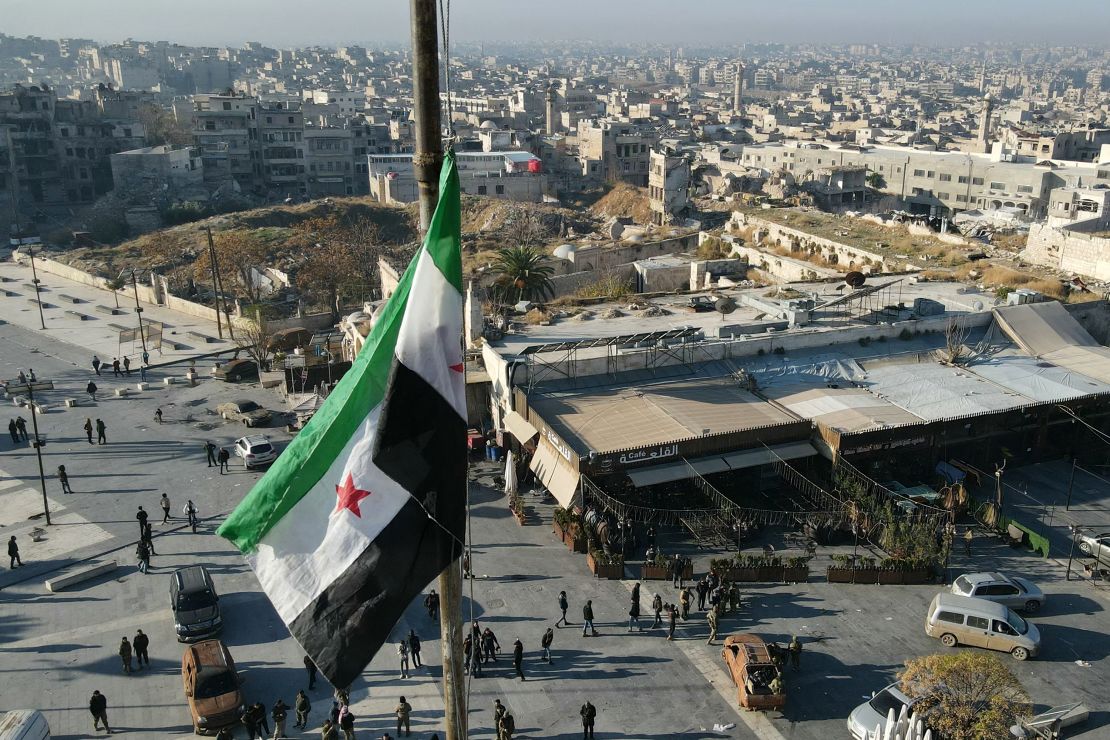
left=27, top=247, right=46, bottom=330
left=1066, top=524, right=1082, bottom=581
left=12, top=382, right=52, bottom=525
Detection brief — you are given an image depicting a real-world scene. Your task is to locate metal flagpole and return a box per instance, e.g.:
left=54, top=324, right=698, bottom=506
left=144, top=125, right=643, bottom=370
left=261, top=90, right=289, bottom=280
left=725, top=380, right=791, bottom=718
left=409, top=2, right=466, bottom=738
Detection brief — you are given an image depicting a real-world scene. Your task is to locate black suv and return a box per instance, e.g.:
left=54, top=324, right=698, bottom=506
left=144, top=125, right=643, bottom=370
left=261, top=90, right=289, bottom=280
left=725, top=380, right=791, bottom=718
left=171, top=566, right=223, bottom=642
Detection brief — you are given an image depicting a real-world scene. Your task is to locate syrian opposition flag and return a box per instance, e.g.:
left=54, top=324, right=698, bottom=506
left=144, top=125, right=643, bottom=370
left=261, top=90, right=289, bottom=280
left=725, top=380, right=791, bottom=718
left=218, top=152, right=467, bottom=687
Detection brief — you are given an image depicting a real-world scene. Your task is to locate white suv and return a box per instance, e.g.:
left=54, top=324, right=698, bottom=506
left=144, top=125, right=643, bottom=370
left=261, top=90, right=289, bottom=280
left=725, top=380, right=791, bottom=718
left=234, top=435, right=277, bottom=469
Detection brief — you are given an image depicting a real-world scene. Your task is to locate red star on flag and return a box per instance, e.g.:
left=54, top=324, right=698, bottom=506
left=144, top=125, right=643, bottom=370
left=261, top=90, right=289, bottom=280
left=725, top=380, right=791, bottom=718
left=335, top=472, right=372, bottom=517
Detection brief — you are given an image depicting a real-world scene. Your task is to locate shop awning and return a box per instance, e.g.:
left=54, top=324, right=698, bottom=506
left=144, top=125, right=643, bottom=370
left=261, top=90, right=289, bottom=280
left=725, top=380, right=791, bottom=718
left=627, top=441, right=818, bottom=488
left=503, top=410, right=538, bottom=443
left=529, top=437, right=580, bottom=508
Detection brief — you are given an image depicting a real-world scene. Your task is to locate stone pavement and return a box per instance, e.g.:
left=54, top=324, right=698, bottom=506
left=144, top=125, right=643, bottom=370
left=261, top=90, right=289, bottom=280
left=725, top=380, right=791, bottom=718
left=0, top=258, right=237, bottom=368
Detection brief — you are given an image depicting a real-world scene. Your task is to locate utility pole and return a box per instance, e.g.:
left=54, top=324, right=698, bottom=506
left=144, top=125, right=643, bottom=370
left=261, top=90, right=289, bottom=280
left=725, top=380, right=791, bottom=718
left=1065, top=457, right=1077, bottom=510
left=27, top=247, right=46, bottom=330
left=205, top=226, right=224, bottom=339
left=409, top=2, right=465, bottom=739
left=208, top=232, right=235, bottom=341
left=125, top=268, right=149, bottom=356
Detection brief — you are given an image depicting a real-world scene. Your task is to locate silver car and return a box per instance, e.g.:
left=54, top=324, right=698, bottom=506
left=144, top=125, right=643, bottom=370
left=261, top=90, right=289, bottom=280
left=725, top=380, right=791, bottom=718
left=1078, top=531, right=1110, bottom=563
left=951, top=572, right=1045, bottom=613
left=847, top=683, right=914, bottom=740
left=234, top=435, right=277, bottom=469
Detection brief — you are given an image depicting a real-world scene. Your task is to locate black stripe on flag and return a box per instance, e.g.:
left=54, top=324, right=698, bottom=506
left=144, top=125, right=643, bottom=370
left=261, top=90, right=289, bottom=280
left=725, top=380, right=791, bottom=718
left=290, top=361, right=466, bottom=688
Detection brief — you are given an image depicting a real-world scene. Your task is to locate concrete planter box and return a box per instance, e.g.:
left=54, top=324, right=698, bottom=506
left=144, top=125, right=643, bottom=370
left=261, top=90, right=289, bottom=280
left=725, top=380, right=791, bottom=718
left=827, top=566, right=932, bottom=585
left=782, top=566, right=809, bottom=584
left=641, top=562, right=694, bottom=580
left=511, top=507, right=527, bottom=526
left=587, top=552, right=624, bottom=580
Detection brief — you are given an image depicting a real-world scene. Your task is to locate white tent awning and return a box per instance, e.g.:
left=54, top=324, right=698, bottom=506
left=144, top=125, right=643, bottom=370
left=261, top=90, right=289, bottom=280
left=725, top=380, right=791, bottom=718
left=503, top=410, right=539, bottom=443
left=529, top=437, right=580, bottom=508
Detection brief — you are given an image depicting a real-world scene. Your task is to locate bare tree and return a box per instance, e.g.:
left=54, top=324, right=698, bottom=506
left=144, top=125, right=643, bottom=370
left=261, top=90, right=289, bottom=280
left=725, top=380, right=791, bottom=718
left=236, top=308, right=274, bottom=371
left=944, top=317, right=970, bottom=365
left=505, top=206, right=546, bottom=250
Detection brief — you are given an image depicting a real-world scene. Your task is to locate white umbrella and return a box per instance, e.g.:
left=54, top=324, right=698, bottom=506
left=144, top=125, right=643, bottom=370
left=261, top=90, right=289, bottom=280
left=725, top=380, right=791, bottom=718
left=504, top=451, right=517, bottom=496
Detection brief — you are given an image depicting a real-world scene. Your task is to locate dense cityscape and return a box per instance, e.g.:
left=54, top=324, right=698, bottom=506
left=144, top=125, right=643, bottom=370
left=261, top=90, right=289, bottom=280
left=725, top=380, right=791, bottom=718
left=2, top=3, right=1110, bottom=739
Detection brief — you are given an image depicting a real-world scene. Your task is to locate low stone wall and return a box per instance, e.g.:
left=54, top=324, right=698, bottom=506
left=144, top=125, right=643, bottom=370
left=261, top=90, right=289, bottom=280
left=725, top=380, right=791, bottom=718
left=730, top=212, right=890, bottom=272
left=549, top=264, right=637, bottom=298
left=728, top=243, right=840, bottom=282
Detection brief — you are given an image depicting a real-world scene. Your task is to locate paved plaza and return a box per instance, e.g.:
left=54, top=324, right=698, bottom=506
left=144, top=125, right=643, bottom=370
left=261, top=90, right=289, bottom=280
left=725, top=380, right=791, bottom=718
left=1, top=266, right=1110, bottom=739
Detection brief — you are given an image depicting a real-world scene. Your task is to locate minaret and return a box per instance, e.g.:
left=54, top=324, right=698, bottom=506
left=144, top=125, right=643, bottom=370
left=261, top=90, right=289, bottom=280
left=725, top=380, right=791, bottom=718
left=544, top=83, right=557, bottom=135
left=978, top=63, right=987, bottom=94
left=978, top=93, right=993, bottom=150
left=733, top=62, right=745, bottom=116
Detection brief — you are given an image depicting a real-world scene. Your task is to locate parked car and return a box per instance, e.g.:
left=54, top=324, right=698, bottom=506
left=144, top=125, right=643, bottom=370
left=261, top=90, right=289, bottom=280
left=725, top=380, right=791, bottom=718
left=951, top=572, right=1045, bottom=613
left=1077, top=530, right=1110, bottom=562
left=182, top=639, right=244, bottom=735
left=171, top=566, right=222, bottom=642
left=214, top=359, right=258, bottom=382
left=266, top=326, right=313, bottom=352
left=216, top=400, right=272, bottom=428
left=720, top=633, right=786, bottom=711
left=234, top=435, right=277, bottom=469
left=925, top=593, right=1040, bottom=661
left=847, top=683, right=915, bottom=740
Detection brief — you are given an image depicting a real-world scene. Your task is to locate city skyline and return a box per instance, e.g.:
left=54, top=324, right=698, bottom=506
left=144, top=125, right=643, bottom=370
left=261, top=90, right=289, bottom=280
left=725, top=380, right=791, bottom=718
left=4, top=0, right=1110, bottom=48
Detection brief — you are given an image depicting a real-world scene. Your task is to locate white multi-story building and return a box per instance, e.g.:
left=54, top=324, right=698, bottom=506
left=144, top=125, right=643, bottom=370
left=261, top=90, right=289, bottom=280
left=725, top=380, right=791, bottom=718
left=367, top=151, right=545, bottom=204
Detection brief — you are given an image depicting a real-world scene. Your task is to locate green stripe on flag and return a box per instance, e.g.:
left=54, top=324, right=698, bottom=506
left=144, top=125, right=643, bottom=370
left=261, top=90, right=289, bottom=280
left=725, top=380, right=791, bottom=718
left=424, top=150, right=462, bottom=293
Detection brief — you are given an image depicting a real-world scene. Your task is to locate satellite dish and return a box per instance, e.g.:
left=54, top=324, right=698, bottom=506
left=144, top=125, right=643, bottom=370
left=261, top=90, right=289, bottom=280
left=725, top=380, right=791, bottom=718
left=715, top=297, right=737, bottom=315
left=845, top=271, right=866, bottom=288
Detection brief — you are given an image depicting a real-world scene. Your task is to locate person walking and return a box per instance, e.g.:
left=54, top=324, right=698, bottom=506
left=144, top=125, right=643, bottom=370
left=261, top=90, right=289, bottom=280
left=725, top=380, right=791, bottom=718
left=96, top=418, right=106, bottom=444
left=580, top=701, right=597, bottom=740
left=397, top=640, right=409, bottom=679
left=424, top=589, right=440, bottom=620
left=254, top=703, right=270, bottom=737
left=272, top=699, right=290, bottom=738
left=9, top=535, right=22, bottom=568
left=541, top=627, right=554, bottom=663
left=582, top=599, right=598, bottom=636
left=136, top=506, right=148, bottom=534
left=136, top=539, right=151, bottom=574
left=395, top=696, right=412, bottom=737
left=651, top=593, right=663, bottom=628
left=7, top=419, right=17, bottom=444
left=789, top=635, right=802, bottom=671
left=92, top=355, right=102, bottom=376
left=184, top=499, right=198, bottom=531
left=696, top=578, right=709, bottom=611
left=320, top=719, right=338, bottom=740
left=963, top=528, right=973, bottom=556
left=142, top=521, right=156, bottom=555
left=482, top=627, right=500, bottom=663
left=512, top=639, right=525, bottom=681
left=556, top=590, right=570, bottom=627
left=295, top=690, right=311, bottom=729
left=84, top=417, right=94, bottom=444
left=672, top=553, right=682, bottom=588
left=338, top=706, right=355, bottom=740
left=58, top=465, right=73, bottom=494
left=241, top=705, right=259, bottom=739
left=89, top=690, right=111, bottom=734
left=680, top=587, right=691, bottom=620
left=160, top=493, right=171, bottom=524
left=112, top=358, right=121, bottom=377
left=118, top=636, right=133, bottom=674
left=667, top=604, right=677, bottom=641
left=87, top=381, right=98, bottom=402
left=628, top=595, right=641, bottom=631
left=217, top=447, right=230, bottom=474
left=205, top=440, right=218, bottom=467
left=408, top=629, right=422, bottom=668
left=707, top=605, right=719, bottom=645
left=14, top=416, right=27, bottom=441
left=133, top=629, right=150, bottom=669
left=123, top=356, right=131, bottom=375
left=499, top=712, right=516, bottom=740
left=154, top=408, right=163, bottom=424
left=493, top=699, right=506, bottom=737
left=304, top=654, right=318, bottom=689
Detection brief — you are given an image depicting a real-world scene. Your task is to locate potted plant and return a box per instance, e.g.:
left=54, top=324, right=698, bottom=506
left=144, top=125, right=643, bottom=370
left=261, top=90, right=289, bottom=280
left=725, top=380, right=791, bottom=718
left=552, top=507, right=585, bottom=552
left=641, top=551, right=670, bottom=580
left=756, top=555, right=785, bottom=582
left=732, top=554, right=761, bottom=582
left=783, top=556, right=810, bottom=584
left=587, top=548, right=624, bottom=580
left=827, top=554, right=858, bottom=583
left=509, top=493, right=526, bottom=525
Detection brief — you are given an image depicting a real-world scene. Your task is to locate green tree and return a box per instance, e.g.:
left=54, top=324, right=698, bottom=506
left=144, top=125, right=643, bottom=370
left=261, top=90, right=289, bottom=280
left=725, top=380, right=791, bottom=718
left=866, top=171, right=886, bottom=189
left=900, top=652, right=1031, bottom=740
left=490, top=246, right=555, bottom=305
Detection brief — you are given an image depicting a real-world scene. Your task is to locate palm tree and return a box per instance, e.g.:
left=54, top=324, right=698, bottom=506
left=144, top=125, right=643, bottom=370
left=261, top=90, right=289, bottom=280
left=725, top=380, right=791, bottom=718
left=490, top=246, right=555, bottom=304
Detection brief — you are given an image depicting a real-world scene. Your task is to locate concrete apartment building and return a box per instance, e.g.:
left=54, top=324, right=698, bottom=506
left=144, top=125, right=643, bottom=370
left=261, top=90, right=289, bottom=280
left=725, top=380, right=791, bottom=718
left=736, top=140, right=1110, bottom=218
left=1000, top=127, right=1110, bottom=163
left=192, top=93, right=260, bottom=189
left=0, top=83, right=145, bottom=230
left=577, top=119, right=657, bottom=186
left=109, top=144, right=203, bottom=191
left=1024, top=185, right=1110, bottom=280
left=367, top=151, right=545, bottom=204
left=648, top=149, right=690, bottom=225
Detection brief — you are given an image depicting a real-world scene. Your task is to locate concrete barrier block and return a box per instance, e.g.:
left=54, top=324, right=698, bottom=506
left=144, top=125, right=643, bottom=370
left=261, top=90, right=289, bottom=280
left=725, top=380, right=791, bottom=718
left=163, top=377, right=176, bottom=385
left=32, top=403, right=48, bottom=414
left=45, top=560, right=118, bottom=592
left=114, top=388, right=129, bottom=397
left=65, top=398, right=77, bottom=407
left=13, top=395, right=27, bottom=407
left=136, top=382, right=149, bottom=391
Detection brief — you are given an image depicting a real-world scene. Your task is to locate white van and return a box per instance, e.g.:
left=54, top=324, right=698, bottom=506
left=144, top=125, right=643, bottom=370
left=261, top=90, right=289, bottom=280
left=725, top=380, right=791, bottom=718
left=0, top=710, right=51, bottom=740
left=925, top=593, right=1040, bottom=660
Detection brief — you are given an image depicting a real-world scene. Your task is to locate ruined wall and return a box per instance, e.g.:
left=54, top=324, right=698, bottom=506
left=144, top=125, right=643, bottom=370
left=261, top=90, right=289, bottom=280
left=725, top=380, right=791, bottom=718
left=1024, top=223, right=1110, bottom=282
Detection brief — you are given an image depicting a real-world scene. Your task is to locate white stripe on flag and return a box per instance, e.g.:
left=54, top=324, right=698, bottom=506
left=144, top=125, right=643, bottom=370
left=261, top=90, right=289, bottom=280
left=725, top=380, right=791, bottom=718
left=394, top=249, right=466, bottom=419
left=248, top=405, right=412, bottom=624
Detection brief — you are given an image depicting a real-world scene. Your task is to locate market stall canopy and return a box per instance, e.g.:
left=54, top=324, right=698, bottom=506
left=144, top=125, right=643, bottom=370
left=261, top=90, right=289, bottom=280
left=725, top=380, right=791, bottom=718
left=503, top=410, right=539, bottom=443
left=627, top=441, right=818, bottom=488
left=529, top=436, right=580, bottom=507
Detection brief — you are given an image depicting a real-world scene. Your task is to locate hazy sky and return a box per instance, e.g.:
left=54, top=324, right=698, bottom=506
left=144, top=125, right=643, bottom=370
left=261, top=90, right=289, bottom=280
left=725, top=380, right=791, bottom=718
left=3, top=0, right=1110, bottom=48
